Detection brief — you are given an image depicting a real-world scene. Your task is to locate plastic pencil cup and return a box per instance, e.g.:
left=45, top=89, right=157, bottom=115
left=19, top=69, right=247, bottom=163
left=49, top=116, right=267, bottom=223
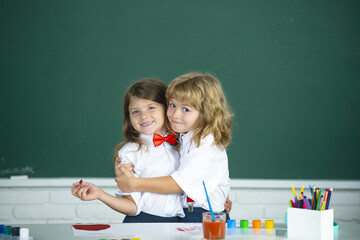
left=287, top=208, right=333, bottom=240
left=202, top=212, right=226, bottom=240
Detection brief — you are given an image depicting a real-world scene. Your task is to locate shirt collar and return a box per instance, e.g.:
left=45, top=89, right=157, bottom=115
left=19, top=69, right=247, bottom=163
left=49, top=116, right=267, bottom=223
left=138, top=134, right=153, bottom=148
left=179, top=131, right=193, bottom=145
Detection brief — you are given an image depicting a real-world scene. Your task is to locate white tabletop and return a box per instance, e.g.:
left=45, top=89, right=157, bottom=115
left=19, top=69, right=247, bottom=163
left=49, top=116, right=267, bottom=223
left=12, top=222, right=360, bottom=240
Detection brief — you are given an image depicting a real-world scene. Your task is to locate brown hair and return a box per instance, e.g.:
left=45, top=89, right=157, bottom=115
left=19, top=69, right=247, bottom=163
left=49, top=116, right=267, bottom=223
left=114, top=78, right=171, bottom=159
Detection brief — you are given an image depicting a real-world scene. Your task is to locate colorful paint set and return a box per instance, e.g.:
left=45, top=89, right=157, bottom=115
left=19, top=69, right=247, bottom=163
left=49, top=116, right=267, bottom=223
left=0, top=225, right=33, bottom=240
left=226, top=219, right=276, bottom=238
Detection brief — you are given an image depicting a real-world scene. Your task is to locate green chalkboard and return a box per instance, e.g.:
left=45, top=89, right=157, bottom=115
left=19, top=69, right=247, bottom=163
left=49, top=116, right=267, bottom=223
left=1, top=0, right=359, bottom=179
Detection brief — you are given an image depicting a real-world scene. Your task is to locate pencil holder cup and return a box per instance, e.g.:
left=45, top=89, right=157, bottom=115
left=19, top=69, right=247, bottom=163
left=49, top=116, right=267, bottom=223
left=287, top=208, right=333, bottom=240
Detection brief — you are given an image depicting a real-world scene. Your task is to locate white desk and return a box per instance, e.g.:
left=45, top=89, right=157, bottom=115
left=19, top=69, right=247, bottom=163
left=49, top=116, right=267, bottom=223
left=13, top=222, right=360, bottom=240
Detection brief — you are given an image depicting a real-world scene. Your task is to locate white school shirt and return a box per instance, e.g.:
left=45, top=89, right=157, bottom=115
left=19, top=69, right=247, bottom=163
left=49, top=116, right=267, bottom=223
left=170, top=131, right=230, bottom=212
left=117, top=134, right=185, bottom=218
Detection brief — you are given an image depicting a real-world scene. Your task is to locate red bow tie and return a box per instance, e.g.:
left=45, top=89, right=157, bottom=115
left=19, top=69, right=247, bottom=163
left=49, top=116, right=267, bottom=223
left=153, top=133, right=177, bottom=147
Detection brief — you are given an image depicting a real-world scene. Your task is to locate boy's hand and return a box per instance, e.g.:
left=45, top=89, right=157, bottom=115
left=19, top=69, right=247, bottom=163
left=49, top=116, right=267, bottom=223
left=115, top=166, right=136, bottom=193
left=114, top=157, right=135, bottom=177
left=224, top=196, right=233, bottom=213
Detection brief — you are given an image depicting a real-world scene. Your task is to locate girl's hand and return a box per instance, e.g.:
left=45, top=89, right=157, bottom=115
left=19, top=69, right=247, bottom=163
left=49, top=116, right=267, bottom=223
left=71, top=181, right=103, bottom=201
left=114, top=157, right=135, bottom=177
left=224, top=196, right=233, bottom=213
left=115, top=166, right=136, bottom=193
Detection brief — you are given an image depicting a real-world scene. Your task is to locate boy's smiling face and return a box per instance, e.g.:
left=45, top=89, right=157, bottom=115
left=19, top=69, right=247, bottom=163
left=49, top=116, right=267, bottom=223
left=167, top=98, right=200, bottom=133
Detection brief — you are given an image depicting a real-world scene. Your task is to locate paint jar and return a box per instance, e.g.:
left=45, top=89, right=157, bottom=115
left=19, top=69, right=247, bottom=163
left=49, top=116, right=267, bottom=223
left=252, top=220, right=261, bottom=234
left=202, top=212, right=226, bottom=240
left=239, top=219, right=249, bottom=234
left=265, top=220, right=274, bottom=234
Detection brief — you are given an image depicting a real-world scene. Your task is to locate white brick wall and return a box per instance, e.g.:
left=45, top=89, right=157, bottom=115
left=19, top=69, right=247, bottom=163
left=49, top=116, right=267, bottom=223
left=0, top=179, right=359, bottom=224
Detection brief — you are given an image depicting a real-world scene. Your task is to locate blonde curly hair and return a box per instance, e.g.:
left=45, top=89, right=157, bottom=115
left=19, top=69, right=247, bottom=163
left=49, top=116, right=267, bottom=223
left=166, top=72, right=233, bottom=149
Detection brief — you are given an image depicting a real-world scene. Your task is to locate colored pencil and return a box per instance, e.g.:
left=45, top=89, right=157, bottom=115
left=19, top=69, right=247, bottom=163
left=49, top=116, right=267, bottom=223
left=323, top=190, right=329, bottom=210
left=304, top=196, right=311, bottom=210
left=317, top=194, right=323, bottom=211
left=326, top=188, right=333, bottom=210
left=291, top=184, right=297, bottom=198
left=298, top=199, right=304, bottom=209
left=320, top=200, right=326, bottom=211
left=311, top=189, right=316, bottom=210
left=288, top=184, right=334, bottom=211
left=315, top=189, right=321, bottom=210
left=299, top=185, right=304, bottom=198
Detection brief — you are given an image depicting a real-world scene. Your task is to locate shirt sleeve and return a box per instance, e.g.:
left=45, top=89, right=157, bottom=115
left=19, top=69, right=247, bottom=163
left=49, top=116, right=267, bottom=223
left=116, top=145, right=140, bottom=196
left=171, top=138, right=229, bottom=204
left=117, top=144, right=144, bottom=213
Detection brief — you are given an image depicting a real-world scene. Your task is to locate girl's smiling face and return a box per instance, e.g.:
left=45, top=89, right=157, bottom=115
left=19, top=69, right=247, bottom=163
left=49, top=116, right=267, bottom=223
left=167, top=98, right=200, bottom=133
left=129, top=96, right=166, bottom=136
